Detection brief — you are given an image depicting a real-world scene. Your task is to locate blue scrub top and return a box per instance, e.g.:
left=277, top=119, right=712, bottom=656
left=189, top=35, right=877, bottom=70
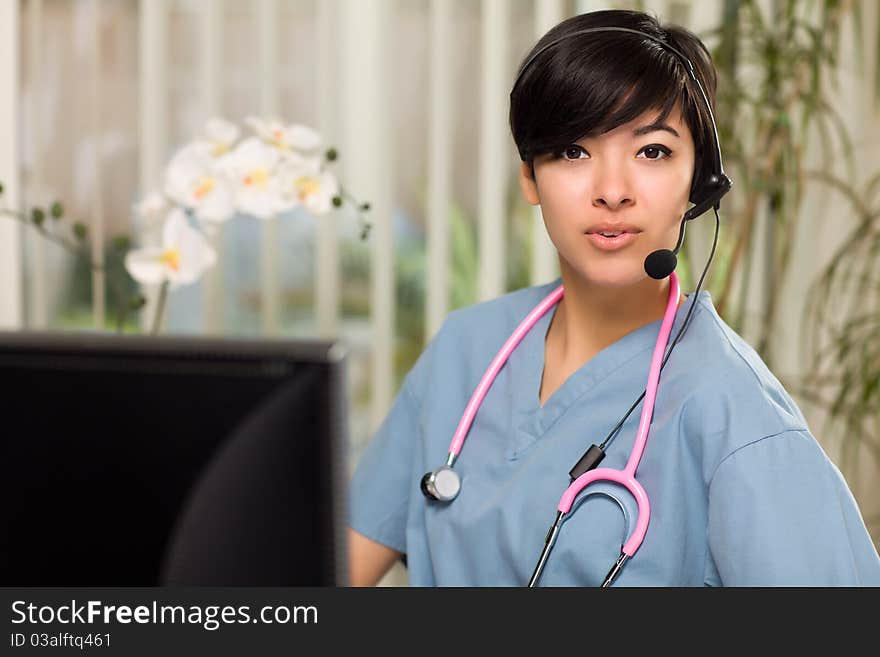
left=349, top=279, right=880, bottom=586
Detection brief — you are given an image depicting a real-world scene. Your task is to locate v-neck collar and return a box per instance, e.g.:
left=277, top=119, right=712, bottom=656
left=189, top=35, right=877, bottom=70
left=506, top=279, right=707, bottom=447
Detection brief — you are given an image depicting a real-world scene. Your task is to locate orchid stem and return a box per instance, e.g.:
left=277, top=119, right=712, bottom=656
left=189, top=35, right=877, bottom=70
left=1, top=206, right=135, bottom=330
left=151, top=281, right=169, bottom=335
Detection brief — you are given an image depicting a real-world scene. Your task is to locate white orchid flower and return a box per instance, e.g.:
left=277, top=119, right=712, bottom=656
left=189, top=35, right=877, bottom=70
left=163, top=141, right=235, bottom=224
left=278, top=156, right=340, bottom=216
left=246, top=116, right=323, bottom=154
left=285, top=124, right=323, bottom=153
left=124, top=208, right=217, bottom=289
left=132, top=192, right=168, bottom=228
left=203, top=117, right=240, bottom=156
left=217, top=137, right=287, bottom=219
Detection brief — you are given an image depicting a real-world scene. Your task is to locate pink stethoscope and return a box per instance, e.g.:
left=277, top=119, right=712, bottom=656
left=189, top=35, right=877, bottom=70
left=420, top=271, right=682, bottom=587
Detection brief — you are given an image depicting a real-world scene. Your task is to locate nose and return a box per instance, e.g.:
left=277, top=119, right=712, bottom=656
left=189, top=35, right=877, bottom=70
left=592, top=167, right=634, bottom=210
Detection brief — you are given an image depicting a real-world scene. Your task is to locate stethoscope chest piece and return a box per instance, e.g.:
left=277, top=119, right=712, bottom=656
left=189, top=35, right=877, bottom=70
left=421, top=465, right=461, bottom=502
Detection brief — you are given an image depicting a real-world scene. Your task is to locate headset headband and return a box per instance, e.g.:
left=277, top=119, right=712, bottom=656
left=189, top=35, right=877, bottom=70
left=511, top=26, right=727, bottom=178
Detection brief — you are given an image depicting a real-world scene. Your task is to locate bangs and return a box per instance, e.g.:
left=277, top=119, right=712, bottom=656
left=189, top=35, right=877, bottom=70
left=510, top=31, right=693, bottom=160
left=509, top=9, right=720, bottom=203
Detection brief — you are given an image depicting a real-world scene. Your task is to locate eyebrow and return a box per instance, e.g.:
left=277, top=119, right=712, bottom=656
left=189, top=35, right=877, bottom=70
left=632, top=122, right=680, bottom=138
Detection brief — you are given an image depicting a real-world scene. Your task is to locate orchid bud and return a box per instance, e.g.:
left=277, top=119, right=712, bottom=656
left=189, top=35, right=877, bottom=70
left=113, top=236, right=131, bottom=251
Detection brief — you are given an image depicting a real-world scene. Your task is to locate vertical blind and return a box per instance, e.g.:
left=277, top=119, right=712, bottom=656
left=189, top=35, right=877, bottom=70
left=4, top=0, right=715, bottom=430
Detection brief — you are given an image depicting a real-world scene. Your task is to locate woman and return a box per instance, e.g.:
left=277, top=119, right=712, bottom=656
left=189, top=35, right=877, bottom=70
left=347, top=9, right=880, bottom=586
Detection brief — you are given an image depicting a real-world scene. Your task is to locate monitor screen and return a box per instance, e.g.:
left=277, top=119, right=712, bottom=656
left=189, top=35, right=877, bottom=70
left=0, top=330, right=349, bottom=586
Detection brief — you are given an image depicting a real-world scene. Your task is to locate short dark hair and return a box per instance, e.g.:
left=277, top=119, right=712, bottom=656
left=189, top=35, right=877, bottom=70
left=509, top=9, right=719, bottom=205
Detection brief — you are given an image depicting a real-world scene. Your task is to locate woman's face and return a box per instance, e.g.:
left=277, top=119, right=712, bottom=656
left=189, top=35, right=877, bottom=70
left=519, top=104, right=695, bottom=289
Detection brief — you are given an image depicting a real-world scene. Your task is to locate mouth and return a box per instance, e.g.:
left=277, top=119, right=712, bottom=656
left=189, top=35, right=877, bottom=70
left=584, top=231, right=640, bottom=251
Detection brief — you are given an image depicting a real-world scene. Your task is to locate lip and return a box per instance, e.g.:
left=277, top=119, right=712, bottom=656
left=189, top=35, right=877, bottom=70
left=586, top=223, right=642, bottom=235
left=585, top=231, right=640, bottom=251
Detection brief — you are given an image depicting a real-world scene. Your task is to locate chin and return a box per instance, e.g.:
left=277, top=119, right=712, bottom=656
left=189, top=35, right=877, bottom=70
left=568, top=259, right=649, bottom=289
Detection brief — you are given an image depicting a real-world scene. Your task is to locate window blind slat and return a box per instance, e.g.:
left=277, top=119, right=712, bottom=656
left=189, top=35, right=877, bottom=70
left=0, top=0, right=22, bottom=329
left=257, top=0, right=280, bottom=336
left=426, top=0, right=453, bottom=339
left=138, top=0, right=167, bottom=332
left=201, top=0, right=225, bottom=334
left=478, top=0, right=509, bottom=301
left=315, top=0, right=341, bottom=338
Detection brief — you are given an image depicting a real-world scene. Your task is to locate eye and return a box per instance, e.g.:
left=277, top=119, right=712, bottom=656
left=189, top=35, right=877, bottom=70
left=637, top=144, right=672, bottom=160
left=558, top=145, right=588, bottom=161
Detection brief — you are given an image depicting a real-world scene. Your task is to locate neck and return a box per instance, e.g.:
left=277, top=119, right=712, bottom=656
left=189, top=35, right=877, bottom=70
left=547, top=260, right=686, bottom=365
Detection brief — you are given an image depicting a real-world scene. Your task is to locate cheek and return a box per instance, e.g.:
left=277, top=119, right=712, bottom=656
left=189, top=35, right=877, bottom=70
left=640, top=165, right=692, bottom=206
left=542, top=173, right=587, bottom=204
left=535, top=174, right=589, bottom=228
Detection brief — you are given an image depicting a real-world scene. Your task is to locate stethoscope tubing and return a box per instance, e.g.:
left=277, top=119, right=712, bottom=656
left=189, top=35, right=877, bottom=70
left=556, top=272, right=680, bottom=556
left=444, top=272, right=680, bottom=555
left=447, top=283, right=565, bottom=462
left=430, top=271, right=684, bottom=586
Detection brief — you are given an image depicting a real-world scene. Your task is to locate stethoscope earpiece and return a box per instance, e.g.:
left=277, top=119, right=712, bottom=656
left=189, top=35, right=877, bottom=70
left=420, top=466, right=461, bottom=502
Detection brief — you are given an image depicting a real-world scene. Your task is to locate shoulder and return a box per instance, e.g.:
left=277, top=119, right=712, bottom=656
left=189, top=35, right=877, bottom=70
left=441, top=278, right=562, bottom=336
left=430, top=278, right=562, bottom=362
left=403, top=278, right=562, bottom=400
left=704, top=425, right=880, bottom=585
left=669, top=291, right=813, bottom=466
left=708, top=428, right=831, bottom=485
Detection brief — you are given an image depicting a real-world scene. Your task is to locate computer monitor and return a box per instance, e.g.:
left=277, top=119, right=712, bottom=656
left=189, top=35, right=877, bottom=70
left=0, top=330, right=349, bottom=586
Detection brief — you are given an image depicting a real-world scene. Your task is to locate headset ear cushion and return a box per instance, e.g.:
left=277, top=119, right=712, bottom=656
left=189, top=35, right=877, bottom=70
left=689, top=169, right=708, bottom=204
left=689, top=182, right=708, bottom=206
left=689, top=172, right=722, bottom=205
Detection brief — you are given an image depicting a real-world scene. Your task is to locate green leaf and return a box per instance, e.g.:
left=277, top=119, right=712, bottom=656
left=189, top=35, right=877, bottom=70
left=73, top=222, right=87, bottom=240
left=31, top=207, right=45, bottom=226
left=50, top=201, right=63, bottom=219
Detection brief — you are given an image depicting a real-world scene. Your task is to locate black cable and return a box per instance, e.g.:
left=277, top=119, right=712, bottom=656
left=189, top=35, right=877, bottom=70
left=568, top=208, right=721, bottom=480
left=599, top=208, right=721, bottom=451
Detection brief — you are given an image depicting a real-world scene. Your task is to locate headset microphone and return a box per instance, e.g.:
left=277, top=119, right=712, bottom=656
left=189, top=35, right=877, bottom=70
left=644, top=172, right=731, bottom=280
left=644, top=243, right=680, bottom=280
left=644, top=215, right=686, bottom=280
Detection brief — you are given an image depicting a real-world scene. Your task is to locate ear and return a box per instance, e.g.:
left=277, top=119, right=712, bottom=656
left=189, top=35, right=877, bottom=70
left=518, top=161, right=540, bottom=206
